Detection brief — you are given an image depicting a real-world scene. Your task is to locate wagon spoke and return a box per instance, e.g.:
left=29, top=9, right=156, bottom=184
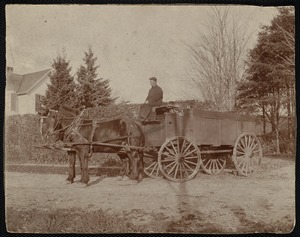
left=213, top=160, right=218, bottom=173
left=183, top=162, right=194, bottom=173
left=160, top=158, right=176, bottom=163
left=150, top=162, right=159, bottom=175
left=240, top=158, right=248, bottom=171
left=203, top=159, right=211, bottom=169
left=208, top=159, right=214, bottom=171
left=216, top=159, right=222, bottom=168
left=236, top=155, right=246, bottom=160
left=182, top=142, right=193, bottom=156
left=145, top=162, right=156, bottom=170
left=181, top=164, right=190, bottom=177
left=170, top=140, right=178, bottom=155
left=184, top=156, right=199, bottom=160
left=177, top=137, right=181, bottom=153
left=249, top=137, right=255, bottom=150
left=184, top=148, right=197, bottom=157
left=155, top=164, right=160, bottom=176
left=246, top=159, right=251, bottom=174
left=167, top=162, right=178, bottom=175
left=250, top=158, right=258, bottom=169
left=236, top=150, right=245, bottom=155
left=211, top=160, right=215, bottom=173
left=174, top=163, right=179, bottom=179
left=237, top=143, right=245, bottom=151
left=246, top=135, right=250, bottom=147
left=242, top=159, right=248, bottom=174
left=184, top=159, right=198, bottom=166
left=165, top=146, right=176, bottom=156
left=144, top=161, right=162, bottom=179
left=252, top=148, right=261, bottom=154
left=179, top=164, right=183, bottom=179
left=248, top=159, right=253, bottom=172
left=240, top=138, right=246, bottom=149
left=180, top=139, right=186, bottom=154
left=164, top=160, right=176, bottom=169
left=243, top=135, right=247, bottom=148
left=237, top=157, right=246, bottom=169
left=250, top=142, right=259, bottom=151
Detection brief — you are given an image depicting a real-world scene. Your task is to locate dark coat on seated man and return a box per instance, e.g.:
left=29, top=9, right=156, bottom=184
left=139, top=77, right=163, bottom=121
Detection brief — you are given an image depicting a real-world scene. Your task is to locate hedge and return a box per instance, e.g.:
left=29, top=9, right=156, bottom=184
left=5, top=103, right=138, bottom=165
left=5, top=103, right=293, bottom=165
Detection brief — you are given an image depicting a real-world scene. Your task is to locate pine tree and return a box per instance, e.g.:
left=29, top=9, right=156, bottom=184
left=76, top=47, right=114, bottom=108
left=236, top=7, right=295, bottom=153
left=41, top=54, right=76, bottom=111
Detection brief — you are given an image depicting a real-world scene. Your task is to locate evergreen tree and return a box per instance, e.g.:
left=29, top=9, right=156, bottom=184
left=41, top=54, right=76, bottom=111
left=236, top=7, right=295, bottom=153
left=76, top=47, right=114, bottom=108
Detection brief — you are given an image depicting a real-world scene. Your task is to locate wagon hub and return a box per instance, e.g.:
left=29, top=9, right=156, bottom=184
left=175, top=154, right=184, bottom=163
left=244, top=148, right=252, bottom=158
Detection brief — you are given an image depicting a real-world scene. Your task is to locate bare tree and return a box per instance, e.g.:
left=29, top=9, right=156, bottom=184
left=187, top=7, right=251, bottom=111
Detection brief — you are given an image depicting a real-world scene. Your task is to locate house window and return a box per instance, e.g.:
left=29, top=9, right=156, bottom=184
left=11, top=93, right=17, bottom=112
left=35, top=94, right=43, bottom=112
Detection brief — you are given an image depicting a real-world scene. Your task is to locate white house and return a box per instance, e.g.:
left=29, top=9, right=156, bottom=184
left=6, top=67, right=51, bottom=115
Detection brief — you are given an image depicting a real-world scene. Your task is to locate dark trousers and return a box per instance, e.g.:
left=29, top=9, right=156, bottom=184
left=139, top=104, right=152, bottom=121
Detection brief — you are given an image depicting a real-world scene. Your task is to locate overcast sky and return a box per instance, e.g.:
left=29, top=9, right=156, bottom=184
left=6, top=5, right=279, bottom=103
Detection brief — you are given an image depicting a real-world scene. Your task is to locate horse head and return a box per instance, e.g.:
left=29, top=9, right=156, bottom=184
left=39, top=109, right=61, bottom=143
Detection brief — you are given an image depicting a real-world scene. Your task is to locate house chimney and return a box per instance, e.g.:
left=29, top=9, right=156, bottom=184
left=6, top=67, right=13, bottom=77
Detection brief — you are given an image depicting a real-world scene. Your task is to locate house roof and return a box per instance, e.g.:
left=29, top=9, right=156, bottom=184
left=7, top=68, right=51, bottom=94
left=6, top=73, right=23, bottom=92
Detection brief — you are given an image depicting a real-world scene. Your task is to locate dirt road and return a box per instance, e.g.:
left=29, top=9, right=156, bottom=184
left=5, top=157, right=295, bottom=233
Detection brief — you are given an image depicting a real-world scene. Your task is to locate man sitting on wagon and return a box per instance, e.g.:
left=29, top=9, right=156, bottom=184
left=139, top=77, right=163, bottom=122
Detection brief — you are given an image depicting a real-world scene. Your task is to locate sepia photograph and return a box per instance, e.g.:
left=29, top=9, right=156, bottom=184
left=5, top=4, right=295, bottom=234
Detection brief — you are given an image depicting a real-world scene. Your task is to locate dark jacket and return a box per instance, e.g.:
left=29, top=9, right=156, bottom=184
left=146, top=85, right=163, bottom=106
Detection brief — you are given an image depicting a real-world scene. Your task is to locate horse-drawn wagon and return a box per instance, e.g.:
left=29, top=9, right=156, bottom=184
left=37, top=105, right=263, bottom=183
left=142, top=107, right=263, bottom=181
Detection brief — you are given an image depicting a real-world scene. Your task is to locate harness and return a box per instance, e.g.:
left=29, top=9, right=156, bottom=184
left=41, top=109, right=140, bottom=158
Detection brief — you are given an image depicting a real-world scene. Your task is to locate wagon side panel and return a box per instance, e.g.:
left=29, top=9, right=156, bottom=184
left=194, top=117, right=221, bottom=146
left=220, top=119, right=239, bottom=146
left=241, top=120, right=263, bottom=135
left=142, top=123, right=165, bottom=147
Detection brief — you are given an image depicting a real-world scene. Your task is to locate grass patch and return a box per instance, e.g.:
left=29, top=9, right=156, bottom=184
left=6, top=207, right=142, bottom=233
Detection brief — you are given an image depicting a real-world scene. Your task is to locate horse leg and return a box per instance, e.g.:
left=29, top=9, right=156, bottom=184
left=66, top=151, right=76, bottom=183
left=129, top=151, right=140, bottom=180
left=137, top=152, right=144, bottom=181
left=80, top=149, right=90, bottom=184
left=78, top=152, right=84, bottom=182
left=125, top=157, right=131, bottom=177
left=117, top=153, right=127, bottom=177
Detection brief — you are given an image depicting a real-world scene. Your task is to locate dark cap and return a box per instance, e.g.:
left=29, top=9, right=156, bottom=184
left=149, top=77, right=157, bottom=82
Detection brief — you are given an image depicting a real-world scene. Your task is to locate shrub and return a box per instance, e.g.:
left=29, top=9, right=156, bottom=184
left=4, top=103, right=139, bottom=165
left=259, top=129, right=295, bottom=155
left=5, top=114, right=68, bottom=164
left=83, top=102, right=139, bottom=120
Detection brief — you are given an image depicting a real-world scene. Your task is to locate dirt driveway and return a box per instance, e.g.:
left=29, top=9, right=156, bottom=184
left=5, top=156, right=295, bottom=233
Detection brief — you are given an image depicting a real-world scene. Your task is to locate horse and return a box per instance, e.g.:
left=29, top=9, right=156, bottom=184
left=41, top=105, right=145, bottom=184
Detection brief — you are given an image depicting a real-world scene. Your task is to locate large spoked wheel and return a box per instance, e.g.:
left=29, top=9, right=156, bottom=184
left=144, top=159, right=162, bottom=179
left=158, top=136, right=201, bottom=182
left=232, top=133, right=262, bottom=176
left=201, top=154, right=226, bottom=175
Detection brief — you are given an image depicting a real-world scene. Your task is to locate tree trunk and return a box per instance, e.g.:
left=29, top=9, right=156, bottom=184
left=262, top=103, right=266, bottom=134
left=286, top=85, right=291, bottom=153
left=275, top=127, right=280, bottom=154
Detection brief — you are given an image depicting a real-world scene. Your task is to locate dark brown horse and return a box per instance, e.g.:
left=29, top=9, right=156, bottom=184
left=41, top=105, right=144, bottom=184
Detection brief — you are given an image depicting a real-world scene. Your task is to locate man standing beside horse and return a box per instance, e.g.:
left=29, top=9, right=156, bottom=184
left=139, top=77, right=163, bottom=122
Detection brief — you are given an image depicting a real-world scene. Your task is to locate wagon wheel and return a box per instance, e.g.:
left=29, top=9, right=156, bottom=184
left=144, top=158, right=162, bottom=179
left=201, top=154, right=226, bottom=175
left=158, top=136, right=201, bottom=182
left=232, top=133, right=262, bottom=176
